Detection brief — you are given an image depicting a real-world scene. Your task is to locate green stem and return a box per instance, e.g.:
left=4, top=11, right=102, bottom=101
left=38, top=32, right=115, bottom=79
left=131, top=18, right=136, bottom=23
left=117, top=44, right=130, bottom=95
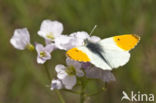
left=44, top=64, right=51, bottom=82
left=62, top=89, right=80, bottom=94
left=80, top=82, right=85, bottom=103
left=43, top=63, right=66, bottom=103
left=56, top=90, right=66, bottom=103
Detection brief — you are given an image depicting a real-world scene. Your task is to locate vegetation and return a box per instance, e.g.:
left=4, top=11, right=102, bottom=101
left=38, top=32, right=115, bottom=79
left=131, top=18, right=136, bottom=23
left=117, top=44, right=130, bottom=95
left=0, top=0, right=156, bottom=103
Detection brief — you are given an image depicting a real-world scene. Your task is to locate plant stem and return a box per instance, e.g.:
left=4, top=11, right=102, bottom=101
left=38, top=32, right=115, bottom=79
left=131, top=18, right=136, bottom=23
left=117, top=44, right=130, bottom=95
left=44, top=63, right=51, bottom=82
left=80, top=82, right=85, bottom=103
left=56, top=90, right=66, bottom=103
left=43, top=63, right=66, bottom=103
left=62, top=89, right=80, bottom=94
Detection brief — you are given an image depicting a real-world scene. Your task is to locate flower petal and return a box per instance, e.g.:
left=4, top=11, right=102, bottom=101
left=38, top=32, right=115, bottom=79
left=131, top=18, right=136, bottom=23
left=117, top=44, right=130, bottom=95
left=10, top=28, right=30, bottom=50
left=70, top=31, right=89, bottom=46
left=55, top=64, right=68, bottom=79
left=66, top=58, right=81, bottom=69
left=37, top=56, right=46, bottom=64
left=35, top=43, right=44, bottom=54
left=45, top=39, right=52, bottom=45
left=89, top=36, right=101, bottom=43
left=85, top=66, right=101, bottom=79
left=51, top=79, right=63, bottom=90
left=75, top=68, right=84, bottom=77
left=38, top=20, right=63, bottom=40
left=82, top=62, right=92, bottom=69
left=62, top=75, right=76, bottom=90
left=54, top=35, right=76, bottom=50
left=45, top=43, right=55, bottom=53
left=66, top=58, right=84, bottom=77
left=70, top=31, right=89, bottom=40
left=101, top=71, right=116, bottom=82
left=35, top=43, right=52, bottom=64
left=55, top=64, right=66, bottom=72
left=84, top=66, right=116, bottom=82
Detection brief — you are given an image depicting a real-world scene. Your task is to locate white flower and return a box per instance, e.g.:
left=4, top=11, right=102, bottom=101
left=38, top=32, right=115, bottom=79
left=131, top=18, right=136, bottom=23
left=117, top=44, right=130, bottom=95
left=10, top=28, right=34, bottom=50
left=54, top=35, right=75, bottom=50
left=38, top=20, right=63, bottom=41
left=102, top=71, right=116, bottom=82
left=69, top=31, right=90, bottom=47
left=51, top=79, right=63, bottom=90
left=54, top=31, right=101, bottom=51
left=88, top=36, right=101, bottom=43
left=69, top=31, right=101, bottom=47
left=70, top=31, right=90, bottom=40
left=66, top=58, right=84, bottom=77
left=54, top=31, right=87, bottom=51
left=83, top=63, right=116, bottom=82
left=55, top=58, right=84, bottom=89
left=35, top=43, right=55, bottom=64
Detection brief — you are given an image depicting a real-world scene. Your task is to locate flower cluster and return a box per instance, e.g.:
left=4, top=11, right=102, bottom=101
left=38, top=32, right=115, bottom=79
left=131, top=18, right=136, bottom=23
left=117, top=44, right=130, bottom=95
left=10, top=19, right=115, bottom=90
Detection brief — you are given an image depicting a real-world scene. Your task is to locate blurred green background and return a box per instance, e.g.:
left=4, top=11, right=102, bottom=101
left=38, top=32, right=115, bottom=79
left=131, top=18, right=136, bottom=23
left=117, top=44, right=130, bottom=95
left=0, top=0, right=156, bottom=103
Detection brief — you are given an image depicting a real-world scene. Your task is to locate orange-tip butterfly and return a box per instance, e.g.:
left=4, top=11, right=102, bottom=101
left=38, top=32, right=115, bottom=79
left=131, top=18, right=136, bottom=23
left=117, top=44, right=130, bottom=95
left=66, top=34, right=140, bottom=70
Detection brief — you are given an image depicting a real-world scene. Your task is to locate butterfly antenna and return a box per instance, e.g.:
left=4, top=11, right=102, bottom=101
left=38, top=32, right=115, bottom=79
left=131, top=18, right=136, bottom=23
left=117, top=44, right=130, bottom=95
left=84, top=25, right=97, bottom=45
left=89, top=25, right=97, bottom=36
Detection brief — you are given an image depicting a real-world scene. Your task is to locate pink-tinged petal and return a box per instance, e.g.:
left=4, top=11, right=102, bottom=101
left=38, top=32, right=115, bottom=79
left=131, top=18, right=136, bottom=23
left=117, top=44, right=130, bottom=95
left=37, top=56, right=46, bottom=64
left=45, top=43, right=55, bottom=53
left=82, top=62, right=92, bottom=69
left=35, top=43, right=52, bottom=64
left=38, top=31, right=46, bottom=39
left=70, top=31, right=89, bottom=40
left=69, top=31, right=90, bottom=47
left=51, top=79, right=63, bottom=90
left=55, top=64, right=68, bottom=79
left=35, top=43, right=44, bottom=54
left=38, top=20, right=63, bottom=40
left=45, top=39, right=53, bottom=45
left=66, top=58, right=81, bottom=69
left=75, top=68, right=84, bottom=77
left=55, top=64, right=66, bottom=72
left=54, top=35, right=75, bottom=50
left=101, top=71, right=116, bottom=82
left=62, top=75, right=76, bottom=90
left=66, top=58, right=84, bottom=77
left=84, top=66, right=116, bottom=82
left=89, top=36, right=101, bottom=43
left=10, top=28, right=30, bottom=50
left=85, top=66, right=101, bottom=79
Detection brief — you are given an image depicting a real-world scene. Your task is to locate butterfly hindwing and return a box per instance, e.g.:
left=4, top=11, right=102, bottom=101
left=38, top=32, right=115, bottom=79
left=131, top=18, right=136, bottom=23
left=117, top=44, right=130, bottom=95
left=97, top=37, right=131, bottom=69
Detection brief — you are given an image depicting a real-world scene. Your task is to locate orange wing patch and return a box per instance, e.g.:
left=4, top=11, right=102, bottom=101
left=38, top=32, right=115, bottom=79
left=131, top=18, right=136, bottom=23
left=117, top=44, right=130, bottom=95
left=113, top=34, right=140, bottom=51
left=66, top=48, right=90, bottom=62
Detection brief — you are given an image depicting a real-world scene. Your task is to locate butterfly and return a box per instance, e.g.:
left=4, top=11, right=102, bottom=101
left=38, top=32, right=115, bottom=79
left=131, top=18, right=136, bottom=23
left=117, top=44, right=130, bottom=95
left=66, top=34, right=140, bottom=70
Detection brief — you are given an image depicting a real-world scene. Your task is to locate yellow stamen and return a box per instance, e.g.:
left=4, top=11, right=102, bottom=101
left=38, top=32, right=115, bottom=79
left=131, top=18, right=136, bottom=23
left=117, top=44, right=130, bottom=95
left=46, top=32, right=54, bottom=40
left=40, top=51, right=46, bottom=57
left=66, top=66, right=76, bottom=75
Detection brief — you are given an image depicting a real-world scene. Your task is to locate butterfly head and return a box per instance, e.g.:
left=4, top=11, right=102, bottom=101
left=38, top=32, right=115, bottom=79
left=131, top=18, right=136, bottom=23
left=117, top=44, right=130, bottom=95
left=83, top=39, right=90, bottom=46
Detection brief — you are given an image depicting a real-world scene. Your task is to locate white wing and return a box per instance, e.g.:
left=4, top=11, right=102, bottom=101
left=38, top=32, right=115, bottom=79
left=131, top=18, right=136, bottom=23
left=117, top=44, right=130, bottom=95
left=77, top=47, right=112, bottom=70
left=98, top=37, right=130, bottom=69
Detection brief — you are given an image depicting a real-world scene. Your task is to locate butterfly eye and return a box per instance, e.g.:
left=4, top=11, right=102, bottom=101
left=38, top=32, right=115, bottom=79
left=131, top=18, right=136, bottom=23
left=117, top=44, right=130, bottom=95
left=117, top=38, right=120, bottom=41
